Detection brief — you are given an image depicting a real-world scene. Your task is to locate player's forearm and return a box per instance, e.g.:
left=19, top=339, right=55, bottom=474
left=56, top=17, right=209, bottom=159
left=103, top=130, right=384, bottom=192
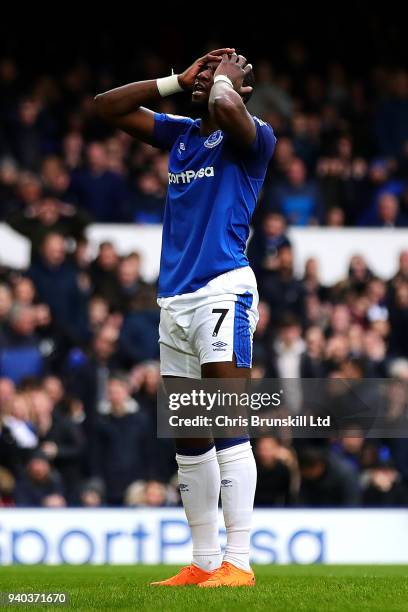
left=209, top=81, right=244, bottom=127
left=94, top=80, right=161, bottom=118
left=209, top=82, right=255, bottom=146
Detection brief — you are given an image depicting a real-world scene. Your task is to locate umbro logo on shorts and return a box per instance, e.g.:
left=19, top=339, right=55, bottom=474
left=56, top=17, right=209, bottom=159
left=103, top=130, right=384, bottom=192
left=179, top=483, right=189, bottom=492
left=212, top=341, right=227, bottom=348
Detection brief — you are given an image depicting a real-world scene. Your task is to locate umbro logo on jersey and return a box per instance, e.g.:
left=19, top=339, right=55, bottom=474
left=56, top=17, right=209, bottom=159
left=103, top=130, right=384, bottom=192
left=168, top=166, right=214, bottom=184
left=204, top=130, right=223, bottom=148
left=212, top=341, right=227, bottom=348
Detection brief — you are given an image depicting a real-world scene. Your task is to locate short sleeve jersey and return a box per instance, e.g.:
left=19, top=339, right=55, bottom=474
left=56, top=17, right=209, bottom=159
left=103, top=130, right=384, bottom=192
left=153, top=113, right=276, bottom=297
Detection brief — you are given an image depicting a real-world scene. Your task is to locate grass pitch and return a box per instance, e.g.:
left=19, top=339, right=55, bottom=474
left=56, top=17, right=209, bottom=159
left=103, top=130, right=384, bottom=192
left=0, top=565, right=407, bottom=611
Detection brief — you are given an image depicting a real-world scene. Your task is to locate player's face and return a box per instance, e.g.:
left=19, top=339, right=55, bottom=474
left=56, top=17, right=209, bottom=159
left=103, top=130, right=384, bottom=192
left=192, top=61, right=219, bottom=105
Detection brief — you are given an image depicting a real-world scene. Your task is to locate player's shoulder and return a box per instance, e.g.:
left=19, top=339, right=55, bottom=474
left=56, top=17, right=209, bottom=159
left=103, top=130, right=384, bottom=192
left=252, top=115, right=268, bottom=125
left=155, top=112, right=195, bottom=126
left=251, top=115, right=277, bottom=151
left=252, top=115, right=274, bottom=132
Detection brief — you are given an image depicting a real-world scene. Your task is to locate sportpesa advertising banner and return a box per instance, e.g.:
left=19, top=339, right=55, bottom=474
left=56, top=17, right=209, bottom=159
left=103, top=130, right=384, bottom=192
left=0, top=509, right=407, bottom=565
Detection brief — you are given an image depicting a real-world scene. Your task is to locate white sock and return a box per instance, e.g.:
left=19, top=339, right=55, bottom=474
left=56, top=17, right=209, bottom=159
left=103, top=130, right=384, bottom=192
left=176, top=446, right=221, bottom=572
left=217, top=441, right=257, bottom=571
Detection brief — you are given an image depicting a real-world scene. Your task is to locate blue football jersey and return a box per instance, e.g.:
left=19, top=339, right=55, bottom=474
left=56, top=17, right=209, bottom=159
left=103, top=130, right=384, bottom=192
left=153, top=113, right=276, bottom=297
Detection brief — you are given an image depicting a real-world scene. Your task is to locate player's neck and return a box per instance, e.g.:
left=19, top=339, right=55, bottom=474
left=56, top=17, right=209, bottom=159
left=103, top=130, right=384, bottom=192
left=199, top=113, right=219, bottom=137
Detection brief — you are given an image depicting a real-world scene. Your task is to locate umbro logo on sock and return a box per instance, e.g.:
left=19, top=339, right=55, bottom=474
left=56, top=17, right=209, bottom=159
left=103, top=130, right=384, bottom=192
left=179, top=483, right=189, bottom=492
left=221, top=479, right=232, bottom=487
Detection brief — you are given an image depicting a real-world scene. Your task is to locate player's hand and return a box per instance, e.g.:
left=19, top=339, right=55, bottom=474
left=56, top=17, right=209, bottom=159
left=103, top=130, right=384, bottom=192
left=178, top=48, right=235, bottom=91
left=213, top=53, right=253, bottom=97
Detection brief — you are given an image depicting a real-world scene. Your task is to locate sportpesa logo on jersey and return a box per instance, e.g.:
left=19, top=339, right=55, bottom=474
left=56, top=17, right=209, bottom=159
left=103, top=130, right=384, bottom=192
left=168, top=166, right=215, bottom=184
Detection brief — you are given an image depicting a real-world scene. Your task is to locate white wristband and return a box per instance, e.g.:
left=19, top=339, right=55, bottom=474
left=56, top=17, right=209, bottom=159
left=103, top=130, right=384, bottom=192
left=156, top=74, right=183, bottom=97
left=213, top=75, right=234, bottom=88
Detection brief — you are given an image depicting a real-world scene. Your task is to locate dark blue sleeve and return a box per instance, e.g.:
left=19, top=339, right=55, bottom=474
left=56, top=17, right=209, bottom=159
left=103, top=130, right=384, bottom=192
left=240, top=117, right=277, bottom=178
left=152, top=112, right=194, bottom=150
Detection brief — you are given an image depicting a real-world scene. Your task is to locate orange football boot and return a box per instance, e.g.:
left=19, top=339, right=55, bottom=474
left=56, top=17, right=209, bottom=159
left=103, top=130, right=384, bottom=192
left=150, top=564, right=214, bottom=586
left=198, top=561, right=255, bottom=588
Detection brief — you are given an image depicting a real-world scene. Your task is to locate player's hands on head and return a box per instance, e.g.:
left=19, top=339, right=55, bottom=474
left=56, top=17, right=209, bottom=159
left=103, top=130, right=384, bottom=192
left=214, top=53, right=253, bottom=97
left=178, top=48, right=235, bottom=90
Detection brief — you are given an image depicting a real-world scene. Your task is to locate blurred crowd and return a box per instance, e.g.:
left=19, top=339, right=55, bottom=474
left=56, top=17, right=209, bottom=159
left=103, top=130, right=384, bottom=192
left=1, top=43, right=408, bottom=509
left=1, top=43, right=408, bottom=228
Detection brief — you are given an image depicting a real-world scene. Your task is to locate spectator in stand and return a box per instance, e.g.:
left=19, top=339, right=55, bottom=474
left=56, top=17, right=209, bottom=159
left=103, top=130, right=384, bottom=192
left=252, top=301, right=273, bottom=368
left=394, top=250, right=408, bottom=284
left=124, top=479, right=177, bottom=507
left=254, top=437, right=295, bottom=506
left=119, top=305, right=160, bottom=367
left=268, top=136, right=295, bottom=183
left=363, top=459, right=408, bottom=507
left=302, top=257, right=328, bottom=301
left=0, top=304, right=44, bottom=383
left=10, top=98, right=44, bottom=171
left=30, top=388, right=85, bottom=504
left=131, top=171, right=166, bottom=223
left=389, top=281, right=408, bottom=357
left=260, top=245, right=306, bottom=326
left=247, top=59, right=294, bottom=120
left=374, top=70, right=408, bottom=159
left=41, top=155, right=71, bottom=200
left=331, top=254, right=373, bottom=300
left=326, top=205, right=345, bottom=227
left=297, top=446, right=361, bottom=506
left=87, top=295, right=110, bottom=336
left=133, top=361, right=176, bottom=482
left=12, top=171, right=42, bottom=211
left=359, top=192, right=407, bottom=228
left=62, top=131, right=84, bottom=172
left=7, top=195, right=90, bottom=261
left=66, top=324, right=123, bottom=471
left=302, top=326, right=326, bottom=377
left=11, top=276, right=36, bottom=306
left=247, top=212, right=291, bottom=277
left=0, top=376, right=15, bottom=407
left=0, top=284, right=13, bottom=324
left=67, top=142, right=129, bottom=222
left=115, top=252, right=147, bottom=312
left=0, top=382, right=27, bottom=476
left=2, top=392, right=38, bottom=462
left=79, top=478, right=105, bottom=507
left=0, top=158, right=19, bottom=217
left=291, top=112, right=321, bottom=170
left=90, top=241, right=120, bottom=306
left=14, top=450, right=66, bottom=507
left=264, top=157, right=323, bottom=226
left=28, top=233, right=88, bottom=341
left=331, top=426, right=381, bottom=474
left=93, top=374, right=152, bottom=505
left=0, top=466, right=15, bottom=506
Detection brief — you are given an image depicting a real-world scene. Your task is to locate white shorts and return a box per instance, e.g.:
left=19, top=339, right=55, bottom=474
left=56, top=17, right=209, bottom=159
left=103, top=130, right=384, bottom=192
left=158, top=267, right=259, bottom=378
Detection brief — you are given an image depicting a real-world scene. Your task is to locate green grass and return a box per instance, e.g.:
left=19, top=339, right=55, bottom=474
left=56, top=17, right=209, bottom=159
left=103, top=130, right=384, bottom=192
left=0, top=565, right=407, bottom=611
